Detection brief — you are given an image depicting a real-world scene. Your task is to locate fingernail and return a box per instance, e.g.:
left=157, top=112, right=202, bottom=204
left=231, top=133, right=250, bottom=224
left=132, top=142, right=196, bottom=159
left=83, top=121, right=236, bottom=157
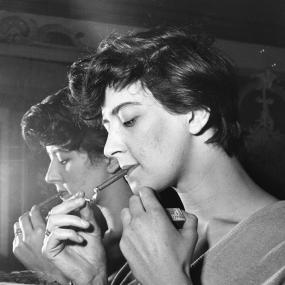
left=81, top=219, right=89, bottom=227
left=77, top=235, right=84, bottom=242
left=75, top=191, right=84, bottom=198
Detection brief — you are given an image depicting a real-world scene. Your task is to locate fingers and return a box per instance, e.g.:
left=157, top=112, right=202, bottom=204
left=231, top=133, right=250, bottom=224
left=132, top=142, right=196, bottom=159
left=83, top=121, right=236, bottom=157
left=49, top=194, right=86, bottom=215
left=19, top=212, right=33, bottom=234
left=14, top=221, right=23, bottom=237
left=43, top=228, right=84, bottom=257
left=46, top=195, right=91, bottom=228
left=81, top=202, right=108, bottom=236
left=13, top=222, right=26, bottom=257
left=51, top=228, right=84, bottom=244
left=122, top=189, right=173, bottom=227
left=138, top=187, right=162, bottom=212
left=181, top=211, right=198, bottom=231
left=30, top=205, right=45, bottom=229
left=13, top=222, right=24, bottom=253
left=16, top=206, right=46, bottom=243
left=180, top=211, right=198, bottom=243
left=80, top=202, right=97, bottom=222
left=46, top=213, right=90, bottom=233
left=120, top=194, right=145, bottom=229
left=121, top=208, right=131, bottom=228
left=129, top=195, right=145, bottom=216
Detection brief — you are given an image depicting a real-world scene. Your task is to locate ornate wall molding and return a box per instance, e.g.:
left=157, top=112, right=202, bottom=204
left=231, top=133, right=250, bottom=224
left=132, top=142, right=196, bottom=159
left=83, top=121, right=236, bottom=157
left=0, top=14, right=85, bottom=49
left=238, top=69, right=285, bottom=198
left=2, top=0, right=284, bottom=48
left=0, top=11, right=94, bottom=62
left=0, top=11, right=137, bottom=62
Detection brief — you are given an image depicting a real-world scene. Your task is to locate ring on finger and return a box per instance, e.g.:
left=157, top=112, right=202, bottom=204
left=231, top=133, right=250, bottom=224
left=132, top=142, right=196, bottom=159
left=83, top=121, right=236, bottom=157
left=15, top=228, right=23, bottom=236
left=45, top=211, right=52, bottom=221
left=45, top=229, right=51, bottom=237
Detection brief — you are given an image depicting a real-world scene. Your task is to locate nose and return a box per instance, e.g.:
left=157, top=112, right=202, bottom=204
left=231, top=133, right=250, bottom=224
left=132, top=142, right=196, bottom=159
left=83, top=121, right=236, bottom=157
left=104, top=130, right=125, bottom=159
left=45, top=160, right=62, bottom=185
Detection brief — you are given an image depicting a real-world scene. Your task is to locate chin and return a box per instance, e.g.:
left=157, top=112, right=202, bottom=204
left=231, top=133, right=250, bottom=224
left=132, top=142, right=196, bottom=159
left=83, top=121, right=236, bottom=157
left=127, top=178, right=157, bottom=194
left=126, top=179, right=141, bottom=194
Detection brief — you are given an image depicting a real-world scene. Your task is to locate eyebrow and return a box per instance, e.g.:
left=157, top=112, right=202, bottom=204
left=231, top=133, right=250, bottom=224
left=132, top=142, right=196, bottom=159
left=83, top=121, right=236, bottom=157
left=103, top=101, right=141, bottom=124
left=49, top=148, right=69, bottom=156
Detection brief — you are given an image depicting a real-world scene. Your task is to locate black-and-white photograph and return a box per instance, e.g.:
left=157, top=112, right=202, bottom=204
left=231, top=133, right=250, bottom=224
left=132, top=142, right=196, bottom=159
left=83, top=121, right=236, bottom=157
left=0, top=1, right=284, bottom=284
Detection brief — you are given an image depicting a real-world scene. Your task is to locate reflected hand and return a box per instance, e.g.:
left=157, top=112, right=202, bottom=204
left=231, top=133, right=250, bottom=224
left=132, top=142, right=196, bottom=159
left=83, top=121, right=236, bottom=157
left=12, top=205, right=67, bottom=283
left=120, top=187, right=198, bottom=285
left=42, top=192, right=108, bottom=285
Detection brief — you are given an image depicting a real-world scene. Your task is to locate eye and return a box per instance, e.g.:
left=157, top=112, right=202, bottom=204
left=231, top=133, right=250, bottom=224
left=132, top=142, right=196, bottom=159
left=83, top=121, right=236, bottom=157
left=123, top=118, right=137, bottom=128
left=59, top=159, right=69, bottom=165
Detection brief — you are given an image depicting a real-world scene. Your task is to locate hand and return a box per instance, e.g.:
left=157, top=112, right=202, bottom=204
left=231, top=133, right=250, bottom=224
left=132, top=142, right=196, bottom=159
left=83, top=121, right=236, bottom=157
left=120, top=187, right=198, bottom=285
left=12, top=205, right=68, bottom=284
left=42, top=192, right=108, bottom=285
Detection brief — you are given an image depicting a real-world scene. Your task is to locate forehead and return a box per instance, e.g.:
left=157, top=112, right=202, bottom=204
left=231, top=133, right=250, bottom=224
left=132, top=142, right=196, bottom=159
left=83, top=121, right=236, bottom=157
left=46, top=145, right=69, bottom=156
left=102, top=81, right=158, bottom=118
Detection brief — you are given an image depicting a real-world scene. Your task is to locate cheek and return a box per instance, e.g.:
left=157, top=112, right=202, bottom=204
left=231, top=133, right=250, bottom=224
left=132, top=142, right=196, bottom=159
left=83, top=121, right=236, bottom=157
left=147, top=120, right=172, bottom=156
left=63, top=166, right=87, bottom=190
left=90, top=168, right=107, bottom=186
left=64, top=173, right=81, bottom=190
left=129, top=122, right=167, bottom=167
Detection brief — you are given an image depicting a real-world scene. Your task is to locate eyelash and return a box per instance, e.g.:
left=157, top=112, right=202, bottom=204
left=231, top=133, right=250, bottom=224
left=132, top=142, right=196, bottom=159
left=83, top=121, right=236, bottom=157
left=59, top=159, right=69, bottom=165
left=123, top=118, right=137, bottom=128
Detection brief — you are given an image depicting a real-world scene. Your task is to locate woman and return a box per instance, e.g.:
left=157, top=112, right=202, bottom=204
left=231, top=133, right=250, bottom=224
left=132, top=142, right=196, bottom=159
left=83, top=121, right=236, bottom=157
left=13, top=87, right=132, bottom=284
left=45, top=26, right=285, bottom=285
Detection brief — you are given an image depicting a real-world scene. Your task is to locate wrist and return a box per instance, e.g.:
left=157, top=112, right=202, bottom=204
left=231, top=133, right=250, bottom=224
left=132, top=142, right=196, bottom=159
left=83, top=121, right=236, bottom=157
left=38, top=266, right=69, bottom=284
left=164, top=268, right=192, bottom=285
left=89, top=272, right=108, bottom=285
left=72, top=270, right=108, bottom=285
left=177, top=270, right=193, bottom=285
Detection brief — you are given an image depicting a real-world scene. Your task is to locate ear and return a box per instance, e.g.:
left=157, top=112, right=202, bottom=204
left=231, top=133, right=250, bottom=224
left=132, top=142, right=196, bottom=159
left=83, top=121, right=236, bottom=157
left=187, top=108, right=210, bottom=135
left=104, top=157, right=121, bottom=174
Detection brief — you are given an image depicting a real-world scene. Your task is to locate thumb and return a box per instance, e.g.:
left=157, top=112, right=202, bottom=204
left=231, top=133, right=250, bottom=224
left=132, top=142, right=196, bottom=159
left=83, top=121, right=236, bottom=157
left=80, top=202, right=108, bottom=237
left=180, top=211, right=198, bottom=246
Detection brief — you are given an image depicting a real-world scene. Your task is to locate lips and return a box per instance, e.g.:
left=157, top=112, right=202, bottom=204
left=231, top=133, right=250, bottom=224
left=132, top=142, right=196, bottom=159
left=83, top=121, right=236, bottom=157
left=121, top=164, right=138, bottom=176
left=106, top=158, right=121, bottom=174
left=58, top=190, right=72, bottom=200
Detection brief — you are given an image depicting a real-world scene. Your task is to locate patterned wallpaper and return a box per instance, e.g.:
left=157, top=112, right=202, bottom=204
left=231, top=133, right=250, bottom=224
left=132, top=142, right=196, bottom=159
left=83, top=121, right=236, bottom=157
left=239, top=69, right=285, bottom=199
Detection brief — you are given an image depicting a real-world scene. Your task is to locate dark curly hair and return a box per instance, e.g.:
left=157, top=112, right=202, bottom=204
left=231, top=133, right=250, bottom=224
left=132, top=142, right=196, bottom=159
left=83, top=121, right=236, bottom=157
left=21, top=87, right=107, bottom=163
left=69, top=26, right=241, bottom=156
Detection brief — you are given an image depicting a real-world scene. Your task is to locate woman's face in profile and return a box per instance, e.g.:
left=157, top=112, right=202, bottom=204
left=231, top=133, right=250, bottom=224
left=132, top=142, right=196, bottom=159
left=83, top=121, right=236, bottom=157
left=45, top=145, right=132, bottom=247
left=102, top=81, right=191, bottom=194
left=45, top=145, right=108, bottom=200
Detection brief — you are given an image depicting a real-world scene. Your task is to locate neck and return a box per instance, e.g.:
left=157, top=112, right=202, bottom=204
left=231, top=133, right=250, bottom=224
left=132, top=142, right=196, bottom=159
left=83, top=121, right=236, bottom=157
left=176, top=144, right=277, bottom=225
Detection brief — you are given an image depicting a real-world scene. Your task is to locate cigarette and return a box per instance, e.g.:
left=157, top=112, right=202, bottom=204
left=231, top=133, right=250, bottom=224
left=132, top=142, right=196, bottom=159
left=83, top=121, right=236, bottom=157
left=92, top=167, right=129, bottom=194
left=38, top=168, right=185, bottom=230
left=91, top=167, right=186, bottom=229
left=39, top=167, right=130, bottom=214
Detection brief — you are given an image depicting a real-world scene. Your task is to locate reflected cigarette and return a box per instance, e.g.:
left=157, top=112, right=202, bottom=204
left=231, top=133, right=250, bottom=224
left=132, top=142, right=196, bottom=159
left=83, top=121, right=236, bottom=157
left=37, top=168, right=129, bottom=217
left=38, top=167, right=185, bottom=230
